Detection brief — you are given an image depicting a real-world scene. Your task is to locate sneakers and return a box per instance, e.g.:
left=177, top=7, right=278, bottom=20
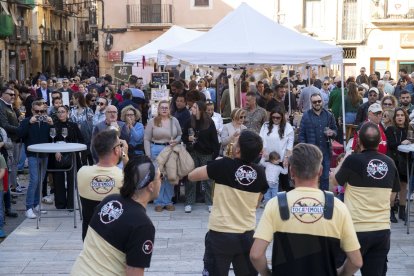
left=0, top=228, right=6, bottom=238
left=184, top=205, right=192, bottom=213
left=154, top=206, right=164, bottom=212
left=165, top=205, right=175, bottom=211
left=34, top=205, right=48, bottom=214
left=25, top=209, right=37, bottom=219
left=42, top=194, right=54, bottom=204
left=208, top=205, right=212, bottom=213
left=10, top=186, right=25, bottom=195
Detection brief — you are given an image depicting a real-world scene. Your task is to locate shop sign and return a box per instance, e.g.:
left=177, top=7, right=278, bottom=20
left=107, top=51, right=122, bottom=62
left=400, top=33, right=414, bottom=48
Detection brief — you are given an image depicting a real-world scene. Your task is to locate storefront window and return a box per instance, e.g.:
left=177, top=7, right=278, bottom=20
left=398, top=61, right=414, bottom=74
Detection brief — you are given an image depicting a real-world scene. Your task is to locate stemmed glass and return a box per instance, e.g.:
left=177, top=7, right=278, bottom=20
left=50, top=128, right=56, bottom=143
left=61, top=128, right=68, bottom=142
left=188, top=128, right=196, bottom=144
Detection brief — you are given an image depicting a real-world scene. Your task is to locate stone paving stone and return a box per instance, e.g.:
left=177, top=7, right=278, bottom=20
left=1, top=203, right=414, bottom=275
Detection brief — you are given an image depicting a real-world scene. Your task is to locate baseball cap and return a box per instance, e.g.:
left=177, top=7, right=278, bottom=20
left=368, top=87, right=379, bottom=95
left=368, top=103, right=382, bottom=113
left=333, top=76, right=341, bottom=83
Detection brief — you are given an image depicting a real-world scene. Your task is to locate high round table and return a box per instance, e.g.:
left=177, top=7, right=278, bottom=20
left=27, top=142, right=87, bottom=229
left=397, top=144, right=414, bottom=234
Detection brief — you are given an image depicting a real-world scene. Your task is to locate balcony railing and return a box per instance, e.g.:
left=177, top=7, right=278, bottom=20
left=9, top=26, right=29, bottom=43
left=371, top=0, right=414, bottom=23
left=127, top=4, right=173, bottom=28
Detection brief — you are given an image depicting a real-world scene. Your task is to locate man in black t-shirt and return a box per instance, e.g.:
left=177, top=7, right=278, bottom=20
left=333, top=122, right=400, bottom=276
left=189, top=130, right=267, bottom=275
left=72, top=156, right=161, bottom=275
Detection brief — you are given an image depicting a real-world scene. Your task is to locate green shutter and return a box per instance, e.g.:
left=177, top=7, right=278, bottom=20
left=0, top=14, right=14, bottom=37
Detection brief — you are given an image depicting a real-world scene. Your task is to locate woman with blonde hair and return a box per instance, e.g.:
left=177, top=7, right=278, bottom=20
left=144, top=100, right=182, bottom=212
left=220, top=108, right=247, bottom=157
left=381, top=95, right=398, bottom=111
left=120, top=105, right=144, bottom=157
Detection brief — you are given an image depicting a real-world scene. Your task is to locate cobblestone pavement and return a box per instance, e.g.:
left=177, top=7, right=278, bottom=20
left=1, top=173, right=414, bottom=275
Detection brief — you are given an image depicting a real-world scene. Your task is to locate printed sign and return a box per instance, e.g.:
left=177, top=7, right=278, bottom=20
left=151, top=72, right=169, bottom=85
left=114, top=64, right=132, bottom=84
left=150, top=88, right=169, bottom=101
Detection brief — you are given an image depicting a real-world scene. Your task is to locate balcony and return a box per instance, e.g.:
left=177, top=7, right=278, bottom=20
left=371, top=0, right=414, bottom=25
left=127, top=4, right=173, bottom=29
left=16, top=0, right=35, bottom=8
left=9, top=26, right=30, bottom=43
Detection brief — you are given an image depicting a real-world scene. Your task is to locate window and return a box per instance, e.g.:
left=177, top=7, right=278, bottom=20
left=194, top=0, right=209, bottom=7
left=304, top=0, right=322, bottom=30
left=342, top=0, right=359, bottom=40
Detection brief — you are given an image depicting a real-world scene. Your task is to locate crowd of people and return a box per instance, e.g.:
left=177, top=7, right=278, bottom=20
left=0, top=66, right=412, bottom=275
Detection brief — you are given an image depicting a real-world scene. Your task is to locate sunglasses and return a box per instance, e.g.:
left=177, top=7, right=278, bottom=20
left=112, top=142, right=124, bottom=150
left=312, top=100, right=322, bottom=104
left=383, top=103, right=393, bottom=106
left=239, top=116, right=246, bottom=119
left=272, top=115, right=282, bottom=120
left=374, top=111, right=383, bottom=116
left=33, top=109, right=46, bottom=114
left=91, top=99, right=96, bottom=102
left=323, top=83, right=329, bottom=86
left=5, top=92, right=16, bottom=96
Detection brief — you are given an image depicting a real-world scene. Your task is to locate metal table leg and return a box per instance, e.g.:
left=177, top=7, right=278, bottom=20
left=407, top=153, right=414, bottom=234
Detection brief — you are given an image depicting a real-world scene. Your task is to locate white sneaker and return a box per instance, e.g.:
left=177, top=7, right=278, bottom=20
left=184, top=205, right=192, bottom=213
left=25, top=209, right=37, bottom=219
left=34, top=205, right=48, bottom=214
left=41, top=195, right=54, bottom=204
left=208, top=205, right=212, bottom=213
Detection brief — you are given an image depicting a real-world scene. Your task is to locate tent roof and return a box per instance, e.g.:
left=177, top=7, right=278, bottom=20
left=159, top=3, right=342, bottom=66
left=123, top=25, right=204, bottom=63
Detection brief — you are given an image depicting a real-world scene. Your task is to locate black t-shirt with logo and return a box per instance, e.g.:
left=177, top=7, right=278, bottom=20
left=206, top=157, right=268, bottom=233
left=89, top=194, right=155, bottom=267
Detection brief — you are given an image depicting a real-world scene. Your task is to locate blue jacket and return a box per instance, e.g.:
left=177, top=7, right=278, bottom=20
left=299, top=108, right=337, bottom=154
left=18, top=117, right=52, bottom=157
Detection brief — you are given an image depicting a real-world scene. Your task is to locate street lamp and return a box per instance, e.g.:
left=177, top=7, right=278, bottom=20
left=39, top=24, right=44, bottom=72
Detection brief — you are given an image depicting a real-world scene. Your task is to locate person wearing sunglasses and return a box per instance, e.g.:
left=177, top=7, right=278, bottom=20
left=220, top=108, right=247, bottom=157
left=92, top=97, right=108, bottom=126
left=355, top=87, right=380, bottom=125
left=259, top=106, right=294, bottom=189
left=77, top=130, right=128, bottom=240
left=0, top=87, right=27, bottom=203
left=18, top=100, right=54, bottom=219
left=104, top=86, right=119, bottom=107
left=299, top=93, right=337, bottom=191
left=72, top=155, right=161, bottom=275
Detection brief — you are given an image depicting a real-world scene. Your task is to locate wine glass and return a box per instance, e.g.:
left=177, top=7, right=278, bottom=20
left=61, top=128, right=68, bottom=142
left=188, top=128, right=195, bottom=144
left=50, top=128, right=56, bottom=143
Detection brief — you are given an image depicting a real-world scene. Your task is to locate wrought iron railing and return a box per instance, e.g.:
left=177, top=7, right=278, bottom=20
left=127, top=4, right=172, bottom=25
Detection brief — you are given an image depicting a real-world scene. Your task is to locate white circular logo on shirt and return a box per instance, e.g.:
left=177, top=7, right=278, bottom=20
left=367, top=159, right=388, bottom=179
left=90, top=175, right=116, bottom=194
left=99, top=200, right=124, bottom=224
left=234, top=165, right=257, bottom=186
left=291, top=197, right=324, bottom=224
left=142, top=240, right=153, bottom=255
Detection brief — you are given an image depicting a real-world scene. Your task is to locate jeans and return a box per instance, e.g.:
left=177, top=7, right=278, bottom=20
left=345, top=112, right=357, bottom=125
left=264, top=187, right=278, bottom=204
left=17, top=144, right=26, bottom=171
left=8, top=142, right=21, bottom=188
left=358, top=230, right=390, bottom=276
left=320, top=151, right=331, bottom=191
left=27, top=156, right=48, bottom=210
left=0, top=191, right=4, bottom=228
left=151, top=144, right=174, bottom=207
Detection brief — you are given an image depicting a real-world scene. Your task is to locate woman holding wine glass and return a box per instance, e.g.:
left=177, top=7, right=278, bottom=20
left=220, top=108, right=247, bottom=157
left=52, top=105, right=84, bottom=209
left=385, top=107, right=411, bottom=223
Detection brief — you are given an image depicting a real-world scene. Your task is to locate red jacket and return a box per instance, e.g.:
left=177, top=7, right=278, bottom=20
left=352, top=121, right=387, bottom=154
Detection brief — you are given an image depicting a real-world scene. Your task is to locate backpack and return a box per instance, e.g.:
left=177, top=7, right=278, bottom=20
left=277, top=191, right=334, bottom=220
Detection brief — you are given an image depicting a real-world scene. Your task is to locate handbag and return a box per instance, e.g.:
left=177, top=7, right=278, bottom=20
left=55, top=153, right=72, bottom=169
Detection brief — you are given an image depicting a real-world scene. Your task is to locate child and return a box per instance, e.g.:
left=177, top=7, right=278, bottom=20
left=260, top=151, right=288, bottom=206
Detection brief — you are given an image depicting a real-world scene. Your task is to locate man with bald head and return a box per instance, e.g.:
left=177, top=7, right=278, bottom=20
left=91, top=105, right=125, bottom=162
left=36, top=80, right=51, bottom=104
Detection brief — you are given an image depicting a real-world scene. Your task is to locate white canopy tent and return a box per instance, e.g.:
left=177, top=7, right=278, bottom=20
left=158, top=3, right=348, bottom=146
left=123, top=25, right=204, bottom=64
left=158, top=3, right=342, bottom=66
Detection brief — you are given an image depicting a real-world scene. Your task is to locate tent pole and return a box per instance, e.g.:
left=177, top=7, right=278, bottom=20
left=227, top=69, right=235, bottom=111
left=340, top=63, right=346, bottom=150
left=287, top=75, right=291, bottom=115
